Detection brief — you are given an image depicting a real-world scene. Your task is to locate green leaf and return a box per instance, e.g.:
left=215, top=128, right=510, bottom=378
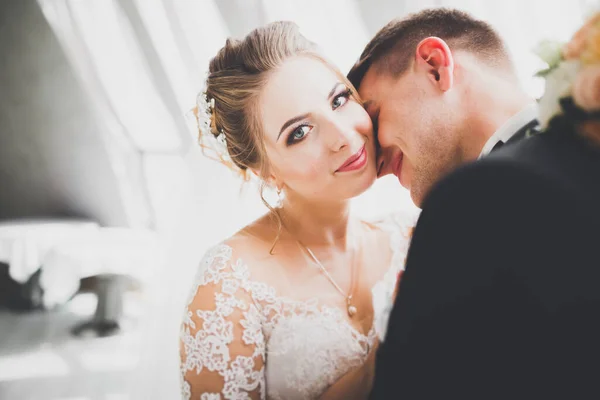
left=534, top=66, right=557, bottom=78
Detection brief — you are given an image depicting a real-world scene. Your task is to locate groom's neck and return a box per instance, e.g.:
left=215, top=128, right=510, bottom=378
left=460, top=79, right=533, bottom=160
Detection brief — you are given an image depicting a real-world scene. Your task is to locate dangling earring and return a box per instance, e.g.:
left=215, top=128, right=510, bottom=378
left=275, top=187, right=284, bottom=208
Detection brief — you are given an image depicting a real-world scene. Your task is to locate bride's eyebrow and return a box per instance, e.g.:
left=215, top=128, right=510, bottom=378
left=277, top=82, right=344, bottom=141
left=327, top=82, right=345, bottom=99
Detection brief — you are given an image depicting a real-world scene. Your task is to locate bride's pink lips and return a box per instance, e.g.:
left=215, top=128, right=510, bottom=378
left=336, top=145, right=367, bottom=173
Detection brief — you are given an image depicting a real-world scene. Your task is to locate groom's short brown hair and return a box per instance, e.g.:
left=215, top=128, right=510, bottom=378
left=348, top=8, right=513, bottom=88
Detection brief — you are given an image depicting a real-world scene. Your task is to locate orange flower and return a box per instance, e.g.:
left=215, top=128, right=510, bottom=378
left=573, top=65, right=600, bottom=112
left=563, top=13, right=600, bottom=61
left=581, top=26, right=600, bottom=64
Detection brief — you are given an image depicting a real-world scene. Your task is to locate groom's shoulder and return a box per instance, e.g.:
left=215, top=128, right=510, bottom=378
left=423, top=128, right=600, bottom=213
left=483, top=128, right=600, bottom=188
left=437, top=133, right=563, bottom=194
left=485, top=129, right=568, bottom=168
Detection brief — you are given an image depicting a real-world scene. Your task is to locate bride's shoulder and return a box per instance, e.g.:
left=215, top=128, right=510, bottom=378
left=355, top=210, right=418, bottom=273
left=201, top=212, right=272, bottom=253
left=185, top=223, right=271, bottom=312
left=194, top=214, right=277, bottom=282
left=362, top=209, right=419, bottom=239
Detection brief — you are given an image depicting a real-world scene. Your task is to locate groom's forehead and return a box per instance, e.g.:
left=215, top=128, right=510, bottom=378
left=358, top=72, right=393, bottom=118
left=358, top=66, right=393, bottom=102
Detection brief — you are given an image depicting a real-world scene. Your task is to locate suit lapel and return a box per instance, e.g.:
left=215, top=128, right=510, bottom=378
left=491, top=119, right=539, bottom=153
left=506, top=119, right=540, bottom=144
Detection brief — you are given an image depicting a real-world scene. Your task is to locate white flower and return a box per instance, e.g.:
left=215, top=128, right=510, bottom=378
left=195, top=89, right=230, bottom=162
left=533, top=40, right=564, bottom=68
left=538, top=60, right=582, bottom=129
left=196, top=92, right=213, bottom=138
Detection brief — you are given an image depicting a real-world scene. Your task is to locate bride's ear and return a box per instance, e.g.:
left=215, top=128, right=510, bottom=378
left=415, top=37, right=454, bottom=92
left=258, top=170, right=282, bottom=189
left=251, top=164, right=284, bottom=190
left=249, top=168, right=262, bottom=179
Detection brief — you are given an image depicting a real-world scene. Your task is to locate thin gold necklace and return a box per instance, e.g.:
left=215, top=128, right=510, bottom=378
left=297, top=240, right=358, bottom=318
left=277, top=209, right=359, bottom=318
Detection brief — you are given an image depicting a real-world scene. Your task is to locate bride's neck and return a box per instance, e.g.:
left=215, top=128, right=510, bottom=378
left=277, top=193, right=354, bottom=250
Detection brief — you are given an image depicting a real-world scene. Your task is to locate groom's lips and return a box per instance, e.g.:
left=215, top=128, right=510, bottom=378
left=376, top=148, right=404, bottom=179
left=377, top=159, right=385, bottom=177
left=393, top=153, right=403, bottom=179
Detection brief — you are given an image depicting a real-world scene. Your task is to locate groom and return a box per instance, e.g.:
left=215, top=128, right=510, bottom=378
left=349, top=8, right=600, bottom=399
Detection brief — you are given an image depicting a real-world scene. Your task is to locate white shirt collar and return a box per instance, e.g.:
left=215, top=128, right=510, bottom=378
left=478, top=103, right=539, bottom=159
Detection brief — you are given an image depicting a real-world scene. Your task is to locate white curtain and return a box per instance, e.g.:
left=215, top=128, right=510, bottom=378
left=37, top=1, right=594, bottom=397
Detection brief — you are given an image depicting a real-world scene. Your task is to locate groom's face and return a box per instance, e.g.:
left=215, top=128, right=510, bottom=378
left=359, top=66, right=463, bottom=207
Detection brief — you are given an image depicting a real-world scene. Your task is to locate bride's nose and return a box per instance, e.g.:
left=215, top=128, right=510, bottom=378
left=323, top=116, right=352, bottom=152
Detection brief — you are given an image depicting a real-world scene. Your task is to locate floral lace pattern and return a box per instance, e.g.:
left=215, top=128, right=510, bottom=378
left=371, top=212, right=416, bottom=341
left=180, top=214, right=412, bottom=399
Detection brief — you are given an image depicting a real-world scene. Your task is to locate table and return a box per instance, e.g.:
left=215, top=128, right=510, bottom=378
left=0, top=219, right=100, bottom=284
left=40, top=227, right=163, bottom=336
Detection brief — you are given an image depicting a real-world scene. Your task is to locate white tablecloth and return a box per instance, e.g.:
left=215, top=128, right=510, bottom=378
left=0, top=220, right=164, bottom=309
left=40, top=228, right=163, bottom=308
left=0, top=219, right=100, bottom=283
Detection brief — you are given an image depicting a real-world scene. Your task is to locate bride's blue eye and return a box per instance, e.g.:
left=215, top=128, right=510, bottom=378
left=332, top=89, right=352, bottom=110
left=287, top=125, right=311, bottom=145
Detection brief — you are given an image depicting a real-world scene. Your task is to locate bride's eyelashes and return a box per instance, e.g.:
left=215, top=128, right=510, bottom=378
left=331, top=87, right=353, bottom=110
left=287, top=124, right=312, bottom=145
left=285, top=86, right=353, bottom=146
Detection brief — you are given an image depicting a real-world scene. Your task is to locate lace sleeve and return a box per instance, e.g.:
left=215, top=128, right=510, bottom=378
left=379, top=210, right=418, bottom=260
left=179, top=245, right=266, bottom=400
left=371, top=211, right=418, bottom=342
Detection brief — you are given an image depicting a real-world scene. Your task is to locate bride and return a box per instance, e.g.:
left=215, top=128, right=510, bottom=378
left=180, top=21, right=413, bottom=400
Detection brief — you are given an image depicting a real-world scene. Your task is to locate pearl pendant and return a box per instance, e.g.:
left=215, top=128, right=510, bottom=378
left=347, top=305, right=357, bottom=317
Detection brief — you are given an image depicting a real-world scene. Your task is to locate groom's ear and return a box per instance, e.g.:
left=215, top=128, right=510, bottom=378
left=415, top=37, right=454, bottom=92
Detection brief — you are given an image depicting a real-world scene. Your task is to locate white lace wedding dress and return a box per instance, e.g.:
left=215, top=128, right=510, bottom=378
left=179, top=214, right=413, bottom=400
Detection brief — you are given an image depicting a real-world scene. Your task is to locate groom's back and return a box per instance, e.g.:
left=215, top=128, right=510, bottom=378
left=371, top=128, right=600, bottom=400
left=481, top=129, right=600, bottom=397
left=450, top=129, right=600, bottom=397
left=489, top=128, right=600, bottom=220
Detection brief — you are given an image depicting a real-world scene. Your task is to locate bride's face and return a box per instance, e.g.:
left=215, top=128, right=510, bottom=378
left=259, top=56, right=376, bottom=203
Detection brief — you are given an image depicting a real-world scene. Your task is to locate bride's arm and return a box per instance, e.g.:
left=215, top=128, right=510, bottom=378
left=319, top=341, right=379, bottom=400
left=180, top=248, right=266, bottom=399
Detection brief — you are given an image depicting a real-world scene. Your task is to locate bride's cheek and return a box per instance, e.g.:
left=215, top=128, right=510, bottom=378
left=350, top=104, right=374, bottom=139
left=303, top=158, right=327, bottom=180
left=283, top=159, right=327, bottom=191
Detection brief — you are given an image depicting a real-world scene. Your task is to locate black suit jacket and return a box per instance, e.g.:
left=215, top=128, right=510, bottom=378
left=370, top=127, right=600, bottom=399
